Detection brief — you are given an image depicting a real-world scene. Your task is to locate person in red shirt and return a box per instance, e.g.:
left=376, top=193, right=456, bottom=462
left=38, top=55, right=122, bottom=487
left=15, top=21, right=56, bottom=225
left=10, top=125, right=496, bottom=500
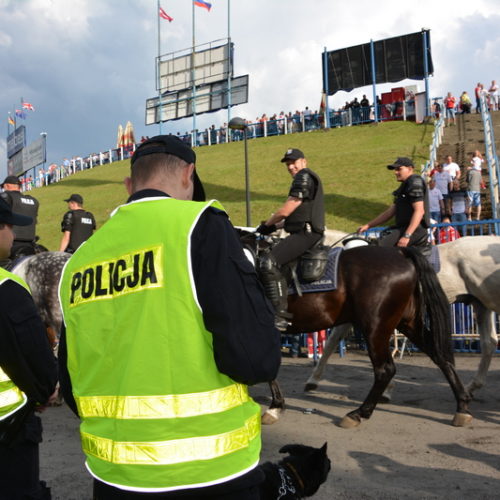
left=444, top=92, right=457, bottom=127
left=438, top=214, right=461, bottom=243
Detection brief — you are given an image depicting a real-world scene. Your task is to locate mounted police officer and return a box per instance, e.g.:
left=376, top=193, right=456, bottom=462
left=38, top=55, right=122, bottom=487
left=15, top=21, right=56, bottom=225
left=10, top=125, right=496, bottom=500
left=0, top=175, right=39, bottom=258
left=0, top=197, right=57, bottom=499
left=59, top=193, right=96, bottom=253
left=357, top=157, right=430, bottom=252
left=257, top=148, right=325, bottom=330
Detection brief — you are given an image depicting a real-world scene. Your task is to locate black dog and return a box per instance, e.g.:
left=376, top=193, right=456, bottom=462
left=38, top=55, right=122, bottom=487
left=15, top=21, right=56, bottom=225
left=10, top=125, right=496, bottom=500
left=259, top=443, right=331, bottom=499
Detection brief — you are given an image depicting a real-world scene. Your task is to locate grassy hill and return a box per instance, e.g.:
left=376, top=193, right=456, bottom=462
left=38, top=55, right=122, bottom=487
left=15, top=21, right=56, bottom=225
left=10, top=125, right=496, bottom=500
left=30, top=120, right=433, bottom=250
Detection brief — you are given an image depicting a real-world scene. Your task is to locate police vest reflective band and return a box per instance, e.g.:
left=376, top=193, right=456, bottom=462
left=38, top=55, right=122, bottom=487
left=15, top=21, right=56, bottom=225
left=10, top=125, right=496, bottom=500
left=59, top=197, right=262, bottom=492
left=0, top=269, right=29, bottom=420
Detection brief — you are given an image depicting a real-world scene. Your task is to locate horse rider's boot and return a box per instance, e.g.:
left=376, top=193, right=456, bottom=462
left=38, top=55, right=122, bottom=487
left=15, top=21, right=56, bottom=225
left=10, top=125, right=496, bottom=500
left=258, top=253, right=293, bottom=332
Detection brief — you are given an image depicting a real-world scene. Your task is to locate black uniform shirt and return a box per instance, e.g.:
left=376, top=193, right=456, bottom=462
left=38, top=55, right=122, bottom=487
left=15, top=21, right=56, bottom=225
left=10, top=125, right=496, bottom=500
left=0, top=280, right=57, bottom=405
left=393, top=174, right=429, bottom=228
left=0, top=191, right=39, bottom=241
left=61, top=209, right=96, bottom=252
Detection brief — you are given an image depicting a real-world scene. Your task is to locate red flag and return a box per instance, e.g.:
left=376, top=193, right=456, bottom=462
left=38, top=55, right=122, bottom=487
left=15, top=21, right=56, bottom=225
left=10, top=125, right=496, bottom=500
left=159, top=7, right=173, bottom=22
left=22, top=101, right=35, bottom=111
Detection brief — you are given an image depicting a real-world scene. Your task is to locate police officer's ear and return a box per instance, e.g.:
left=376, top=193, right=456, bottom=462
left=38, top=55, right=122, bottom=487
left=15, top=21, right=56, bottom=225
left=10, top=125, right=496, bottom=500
left=124, top=177, right=133, bottom=196
left=181, top=163, right=196, bottom=199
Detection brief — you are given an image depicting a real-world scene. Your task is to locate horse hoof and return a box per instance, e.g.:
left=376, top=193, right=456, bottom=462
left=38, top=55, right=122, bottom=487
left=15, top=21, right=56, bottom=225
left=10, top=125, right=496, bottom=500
left=339, top=415, right=361, bottom=429
left=378, top=394, right=391, bottom=404
left=262, top=408, right=281, bottom=425
left=304, top=382, right=318, bottom=392
left=452, top=413, right=473, bottom=427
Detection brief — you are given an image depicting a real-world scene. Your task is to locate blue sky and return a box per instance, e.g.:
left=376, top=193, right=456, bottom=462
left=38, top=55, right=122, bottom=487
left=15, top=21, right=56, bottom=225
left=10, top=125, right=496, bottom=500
left=1, top=0, right=499, bottom=179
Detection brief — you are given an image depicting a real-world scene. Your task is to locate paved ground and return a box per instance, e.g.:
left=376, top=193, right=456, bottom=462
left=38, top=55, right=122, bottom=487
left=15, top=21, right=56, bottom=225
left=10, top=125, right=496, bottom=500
left=39, top=352, right=500, bottom=499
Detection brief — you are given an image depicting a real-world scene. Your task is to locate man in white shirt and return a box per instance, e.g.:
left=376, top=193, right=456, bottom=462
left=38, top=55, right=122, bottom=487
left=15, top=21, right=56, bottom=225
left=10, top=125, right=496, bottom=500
left=442, top=155, right=461, bottom=181
left=428, top=178, right=444, bottom=223
left=432, top=164, right=453, bottom=213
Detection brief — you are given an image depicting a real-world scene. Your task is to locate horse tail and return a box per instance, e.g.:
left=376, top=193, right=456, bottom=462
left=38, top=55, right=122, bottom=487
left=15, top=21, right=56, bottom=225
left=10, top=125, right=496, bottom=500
left=400, top=247, right=454, bottom=364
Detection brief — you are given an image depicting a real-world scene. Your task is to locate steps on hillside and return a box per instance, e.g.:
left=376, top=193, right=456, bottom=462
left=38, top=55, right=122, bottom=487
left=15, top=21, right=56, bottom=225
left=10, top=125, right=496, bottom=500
left=437, top=111, right=500, bottom=219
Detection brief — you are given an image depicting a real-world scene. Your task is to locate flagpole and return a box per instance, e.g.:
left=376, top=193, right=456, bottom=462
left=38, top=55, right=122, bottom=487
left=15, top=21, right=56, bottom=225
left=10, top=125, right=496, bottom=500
left=227, top=0, right=232, bottom=125
left=157, top=0, right=163, bottom=134
left=191, top=1, right=197, bottom=146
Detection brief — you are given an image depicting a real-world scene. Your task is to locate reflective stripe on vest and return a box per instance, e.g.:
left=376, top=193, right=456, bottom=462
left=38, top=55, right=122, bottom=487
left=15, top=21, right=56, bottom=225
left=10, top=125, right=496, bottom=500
left=81, top=413, right=259, bottom=466
left=59, top=197, right=262, bottom=492
left=76, top=382, right=249, bottom=419
left=0, top=270, right=30, bottom=420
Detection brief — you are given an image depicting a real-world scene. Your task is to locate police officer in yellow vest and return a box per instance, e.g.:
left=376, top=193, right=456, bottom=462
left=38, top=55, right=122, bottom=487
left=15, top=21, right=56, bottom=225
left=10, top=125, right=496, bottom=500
left=58, top=135, right=281, bottom=499
left=0, top=197, right=57, bottom=499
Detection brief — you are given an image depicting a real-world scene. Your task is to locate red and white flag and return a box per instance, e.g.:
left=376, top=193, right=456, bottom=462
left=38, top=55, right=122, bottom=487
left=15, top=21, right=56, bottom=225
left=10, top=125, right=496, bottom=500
left=22, top=102, right=35, bottom=111
left=159, top=7, right=173, bottom=22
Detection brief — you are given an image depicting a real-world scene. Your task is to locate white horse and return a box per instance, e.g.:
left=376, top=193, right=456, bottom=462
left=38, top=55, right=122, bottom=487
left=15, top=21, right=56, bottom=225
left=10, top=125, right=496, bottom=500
left=11, top=251, right=70, bottom=348
left=305, top=233, right=500, bottom=397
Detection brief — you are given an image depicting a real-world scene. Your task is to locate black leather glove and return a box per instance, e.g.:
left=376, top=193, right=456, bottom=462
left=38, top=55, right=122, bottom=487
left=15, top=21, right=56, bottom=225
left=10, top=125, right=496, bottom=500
left=256, top=223, right=276, bottom=235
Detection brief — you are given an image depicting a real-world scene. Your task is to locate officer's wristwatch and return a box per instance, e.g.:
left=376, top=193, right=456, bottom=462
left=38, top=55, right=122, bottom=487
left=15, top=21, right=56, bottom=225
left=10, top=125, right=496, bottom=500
left=403, top=233, right=412, bottom=239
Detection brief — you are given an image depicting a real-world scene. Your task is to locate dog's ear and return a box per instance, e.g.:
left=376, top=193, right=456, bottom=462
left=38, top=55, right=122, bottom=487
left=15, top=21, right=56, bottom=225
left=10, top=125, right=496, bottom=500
left=279, top=444, right=313, bottom=456
left=320, top=442, right=328, bottom=454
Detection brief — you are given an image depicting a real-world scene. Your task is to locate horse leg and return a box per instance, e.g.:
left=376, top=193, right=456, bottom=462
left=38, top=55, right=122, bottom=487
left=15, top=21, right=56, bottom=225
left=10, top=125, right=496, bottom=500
left=262, top=380, right=285, bottom=425
left=405, top=333, right=472, bottom=427
left=466, top=303, right=498, bottom=396
left=340, top=330, right=396, bottom=428
left=304, top=324, right=350, bottom=392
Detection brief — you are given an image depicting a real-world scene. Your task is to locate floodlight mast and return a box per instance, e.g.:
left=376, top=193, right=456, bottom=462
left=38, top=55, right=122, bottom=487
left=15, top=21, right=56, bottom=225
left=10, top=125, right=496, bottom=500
left=228, top=117, right=251, bottom=226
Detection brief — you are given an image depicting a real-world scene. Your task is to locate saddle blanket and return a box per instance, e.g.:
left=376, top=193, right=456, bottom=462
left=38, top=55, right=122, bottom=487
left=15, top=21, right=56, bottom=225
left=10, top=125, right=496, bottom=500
left=288, top=247, right=343, bottom=295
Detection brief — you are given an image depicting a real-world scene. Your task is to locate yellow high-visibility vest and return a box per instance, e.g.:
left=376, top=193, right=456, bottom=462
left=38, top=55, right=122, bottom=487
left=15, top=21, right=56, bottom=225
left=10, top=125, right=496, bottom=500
left=59, top=197, right=261, bottom=493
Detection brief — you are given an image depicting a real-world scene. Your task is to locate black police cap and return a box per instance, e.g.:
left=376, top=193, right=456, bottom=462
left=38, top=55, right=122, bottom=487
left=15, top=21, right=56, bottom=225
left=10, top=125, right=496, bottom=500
left=131, top=135, right=205, bottom=202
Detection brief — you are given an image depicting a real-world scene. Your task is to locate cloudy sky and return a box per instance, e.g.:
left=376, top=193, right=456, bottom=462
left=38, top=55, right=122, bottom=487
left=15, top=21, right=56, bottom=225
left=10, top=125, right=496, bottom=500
left=1, top=0, right=500, bottom=178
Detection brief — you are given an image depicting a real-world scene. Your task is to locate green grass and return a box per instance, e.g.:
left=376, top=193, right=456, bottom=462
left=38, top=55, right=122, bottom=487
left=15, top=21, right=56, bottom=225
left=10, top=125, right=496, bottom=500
left=30, top=120, right=433, bottom=250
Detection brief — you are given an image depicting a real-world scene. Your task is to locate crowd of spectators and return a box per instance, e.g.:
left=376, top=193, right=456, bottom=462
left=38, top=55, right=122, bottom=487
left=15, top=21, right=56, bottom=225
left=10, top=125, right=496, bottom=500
left=16, top=80, right=497, bottom=196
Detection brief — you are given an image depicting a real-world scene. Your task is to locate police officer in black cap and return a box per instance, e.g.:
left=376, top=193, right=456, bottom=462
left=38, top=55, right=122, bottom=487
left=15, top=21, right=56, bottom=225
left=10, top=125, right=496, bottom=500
left=0, top=175, right=39, bottom=258
left=256, top=148, right=325, bottom=330
left=357, top=157, right=430, bottom=251
left=59, top=194, right=96, bottom=253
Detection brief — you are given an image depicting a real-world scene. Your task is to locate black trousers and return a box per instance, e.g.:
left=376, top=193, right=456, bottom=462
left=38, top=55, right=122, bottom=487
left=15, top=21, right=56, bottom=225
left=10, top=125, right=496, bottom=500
left=271, top=229, right=323, bottom=266
left=0, top=413, right=51, bottom=499
left=93, top=480, right=261, bottom=500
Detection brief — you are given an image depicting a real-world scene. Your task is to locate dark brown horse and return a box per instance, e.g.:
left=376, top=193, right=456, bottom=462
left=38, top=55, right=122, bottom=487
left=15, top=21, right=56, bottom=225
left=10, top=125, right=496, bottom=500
left=241, top=230, right=472, bottom=428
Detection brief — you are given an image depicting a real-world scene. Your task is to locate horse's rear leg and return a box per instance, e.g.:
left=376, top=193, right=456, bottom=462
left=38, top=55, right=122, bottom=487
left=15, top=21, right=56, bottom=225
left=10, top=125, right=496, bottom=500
left=340, top=334, right=396, bottom=428
left=467, top=304, right=498, bottom=395
left=406, top=331, right=472, bottom=427
left=262, top=380, right=285, bottom=425
left=304, top=324, right=351, bottom=392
